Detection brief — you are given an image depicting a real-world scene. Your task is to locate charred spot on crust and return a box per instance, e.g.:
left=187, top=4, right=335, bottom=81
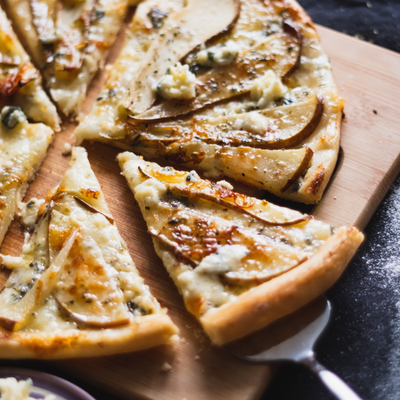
left=306, top=165, right=325, bottom=195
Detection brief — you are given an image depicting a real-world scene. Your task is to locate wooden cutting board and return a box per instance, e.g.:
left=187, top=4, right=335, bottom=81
left=1, top=20, right=400, bottom=400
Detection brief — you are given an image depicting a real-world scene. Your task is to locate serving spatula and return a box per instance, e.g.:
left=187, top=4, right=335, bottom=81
left=227, top=297, right=363, bottom=400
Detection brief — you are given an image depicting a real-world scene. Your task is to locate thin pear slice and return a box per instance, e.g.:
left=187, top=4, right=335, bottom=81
left=160, top=142, right=313, bottom=194
left=125, top=0, right=240, bottom=115
left=118, top=153, right=337, bottom=318
left=194, top=95, right=324, bottom=149
left=54, top=232, right=130, bottom=328
left=129, top=21, right=301, bottom=122
left=128, top=95, right=323, bottom=150
left=139, top=166, right=311, bottom=226
left=0, top=229, right=78, bottom=332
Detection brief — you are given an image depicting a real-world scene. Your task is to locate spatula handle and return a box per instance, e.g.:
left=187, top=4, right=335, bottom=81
left=301, top=354, right=363, bottom=400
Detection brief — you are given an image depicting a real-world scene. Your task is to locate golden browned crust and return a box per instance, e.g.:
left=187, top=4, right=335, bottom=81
left=200, top=226, right=363, bottom=345
left=0, top=313, right=178, bottom=359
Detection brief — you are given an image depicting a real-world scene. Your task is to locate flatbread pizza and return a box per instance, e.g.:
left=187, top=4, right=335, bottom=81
left=76, top=0, right=343, bottom=204
left=0, top=147, right=178, bottom=358
left=118, top=152, right=363, bottom=345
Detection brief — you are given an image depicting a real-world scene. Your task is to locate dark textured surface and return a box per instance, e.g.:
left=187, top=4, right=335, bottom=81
left=261, top=1, right=400, bottom=399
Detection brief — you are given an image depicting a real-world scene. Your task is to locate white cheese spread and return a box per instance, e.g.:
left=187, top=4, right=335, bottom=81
left=156, top=62, right=197, bottom=100
left=250, top=70, right=287, bottom=108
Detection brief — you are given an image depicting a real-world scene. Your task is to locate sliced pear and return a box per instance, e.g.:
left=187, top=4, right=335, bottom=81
left=54, top=232, right=130, bottom=328
left=139, top=166, right=311, bottom=226
left=194, top=95, right=324, bottom=149
left=129, top=21, right=301, bottom=122
left=125, top=0, right=240, bottom=115
left=160, top=142, right=313, bottom=194
left=129, top=94, right=324, bottom=150
left=221, top=255, right=308, bottom=286
left=0, top=228, right=77, bottom=332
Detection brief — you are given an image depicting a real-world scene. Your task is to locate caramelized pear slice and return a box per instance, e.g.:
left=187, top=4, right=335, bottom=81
left=139, top=166, right=311, bottom=226
left=55, top=147, right=114, bottom=223
left=194, top=95, right=324, bottom=149
left=129, top=21, right=301, bottom=122
left=130, top=95, right=323, bottom=150
left=125, top=0, right=240, bottom=115
left=221, top=255, right=308, bottom=286
left=54, top=232, right=130, bottom=328
left=0, top=229, right=77, bottom=332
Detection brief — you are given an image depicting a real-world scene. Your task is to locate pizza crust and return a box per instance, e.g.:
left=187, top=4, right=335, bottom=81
left=200, top=226, right=363, bottom=345
left=0, top=313, right=178, bottom=359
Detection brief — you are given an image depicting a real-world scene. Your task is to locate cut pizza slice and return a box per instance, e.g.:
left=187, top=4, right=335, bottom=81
left=0, top=147, right=178, bottom=359
left=118, top=152, right=363, bottom=345
left=0, top=106, right=53, bottom=246
left=0, top=6, right=60, bottom=131
left=75, top=0, right=343, bottom=204
left=3, top=0, right=130, bottom=116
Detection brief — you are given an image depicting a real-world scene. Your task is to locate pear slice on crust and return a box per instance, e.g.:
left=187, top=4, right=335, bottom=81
left=126, top=94, right=324, bottom=150
left=0, top=147, right=177, bottom=359
left=129, top=20, right=301, bottom=121
left=118, top=152, right=363, bottom=344
left=74, top=0, right=343, bottom=204
left=161, top=142, right=314, bottom=195
left=125, top=0, right=240, bottom=115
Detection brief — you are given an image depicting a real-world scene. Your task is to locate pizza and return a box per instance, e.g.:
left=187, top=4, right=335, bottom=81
left=0, top=6, right=60, bottom=131
left=0, top=106, right=53, bottom=247
left=3, top=0, right=130, bottom=116
left=118, top=152, right=363, bottom=345
left=76, top=0, right=343, bottom=204
left=0, top=147, right=177, bottom=359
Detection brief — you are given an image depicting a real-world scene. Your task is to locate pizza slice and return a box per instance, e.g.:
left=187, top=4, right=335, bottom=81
left=0, top=106, right=53, bottom=246
left=0, top=147, right=178, bottom=359
left=0, top=6, right=60, bottom=131
left=118, top=152, right=363, bottom=345
left=3, top=0, right=130, bottom=116
left=76, top=0, right=343, bottom=204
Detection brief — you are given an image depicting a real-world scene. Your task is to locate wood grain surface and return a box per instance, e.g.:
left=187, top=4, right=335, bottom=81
left=1, top=21, right=400, bottom=400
